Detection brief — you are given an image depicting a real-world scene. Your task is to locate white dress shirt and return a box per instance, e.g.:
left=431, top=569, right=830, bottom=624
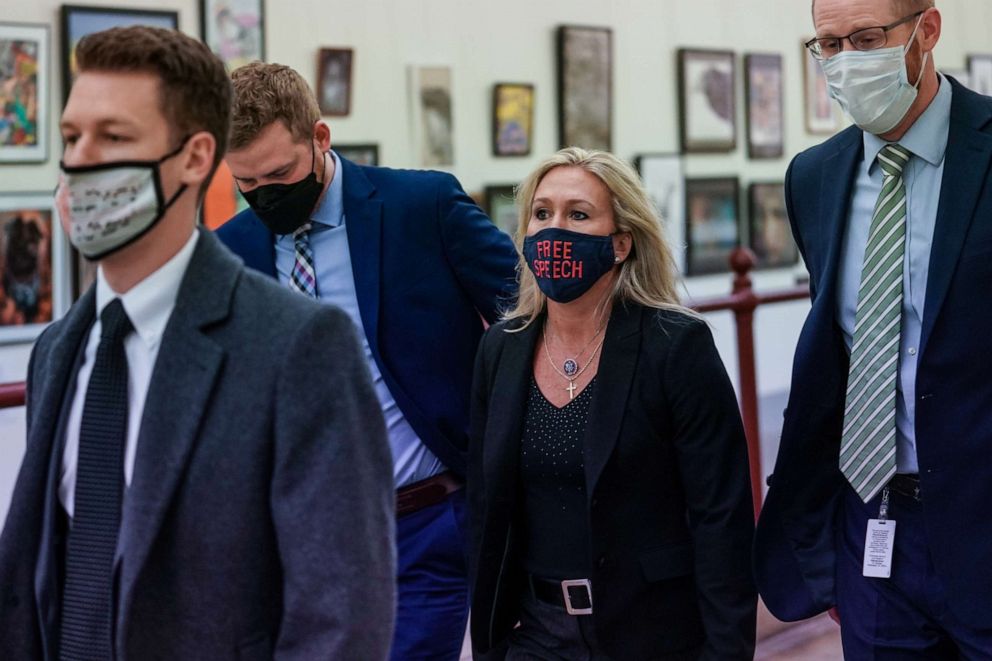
left=59, top=230, right=199, bottom=518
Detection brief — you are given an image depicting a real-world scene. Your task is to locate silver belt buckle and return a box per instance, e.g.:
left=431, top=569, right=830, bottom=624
left=560, top=578, right=593, bottom=615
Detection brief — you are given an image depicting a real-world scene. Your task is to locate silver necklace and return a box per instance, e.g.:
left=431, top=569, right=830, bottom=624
left=549, top=320, right=607, bottom=378
left=543, top=329, right=606, bottom=400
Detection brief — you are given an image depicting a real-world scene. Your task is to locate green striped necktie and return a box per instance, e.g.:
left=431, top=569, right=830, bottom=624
left=840, top=143, right=912, bottom=503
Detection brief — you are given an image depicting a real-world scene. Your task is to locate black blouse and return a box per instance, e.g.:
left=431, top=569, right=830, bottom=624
left=518, top=375, right=596, bottom=579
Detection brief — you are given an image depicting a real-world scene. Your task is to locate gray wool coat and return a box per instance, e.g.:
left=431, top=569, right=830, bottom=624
left=0, top=228, right=396, bottom=660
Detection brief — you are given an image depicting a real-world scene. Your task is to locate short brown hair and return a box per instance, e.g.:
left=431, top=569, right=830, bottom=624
left=229, top=63, right=320, bottom=150
left=75, top=26, right=232, bottom=178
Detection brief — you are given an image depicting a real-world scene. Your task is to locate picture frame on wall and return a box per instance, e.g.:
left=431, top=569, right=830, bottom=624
left=409, top=65, right=454, bottom=167
left=748, top=182, right=799, bottom=270
left=485, top=184, right=519, bottom=237
left=684, top=177, right=740, bottom=277
left=802, top=39, right=841, bottom=135
left=201, top=0, right=264, bottom=70
left=557, top=25, right=612, bottom=151
left=61, top=5, right=179, bottom=103
left=316, top=47, right=352, bottom=116
left=635, top=153, right=685, bottom=274
left=677, top=48, right=737, bottom=153
left=967, top=54, right=992, bottom=96
left=492, top=82, right=534, bottom=157
left=0, top=192, right=69, bottom=345
left=0, top=22, right=49, bottom=163
left=334, top=142, right=379, bottom=166
left=744, top=53, right=784, bottom=159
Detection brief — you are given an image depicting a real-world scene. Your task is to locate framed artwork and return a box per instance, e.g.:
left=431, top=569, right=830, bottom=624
left=61, top=5, right=178, bottom=103
left=967, top=54, right=992, bottom=96
left=316, top=48, right=352, bottom=116
left=0, top=193, right=69, bottom=344
left=485, top=184, right=519, bottom=237
left=409, top=65, right=454, bottom=167
left=492, top=83, right=534, bottom=157
left=802, top=39, right=841, bottom=134
left=0, top=22, right=49, bottom=163
left=635, top=153, right=685, bottom=274
left=744, top=53, right=784, bottom=159
left=334, top=142, right=379, bottom=166
left=684, top=177, right=740, bottom=276
left=677, top=48, right=736, bottom=153
left=748, top=182, right=798, bottom=270
left=557, top=25, right=612, bottom=151
left=201, top=0, right=264, bottom=70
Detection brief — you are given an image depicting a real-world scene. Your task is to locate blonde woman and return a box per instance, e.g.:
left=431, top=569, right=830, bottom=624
left=468, top=148, right=756, bottom=660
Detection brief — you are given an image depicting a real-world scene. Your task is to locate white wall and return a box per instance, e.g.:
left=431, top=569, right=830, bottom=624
left=2, top=0, right=991, bottom=522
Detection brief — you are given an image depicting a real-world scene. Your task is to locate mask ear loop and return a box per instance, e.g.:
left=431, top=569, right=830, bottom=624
left=904, top=14, right=930, bottom=89
left=153, top=135, right=194, bottom=211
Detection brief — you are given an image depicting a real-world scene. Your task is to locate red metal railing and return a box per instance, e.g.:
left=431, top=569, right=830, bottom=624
left=0, top=248, right=808, bottom=517
left=689, top=248, right=810, bottom=518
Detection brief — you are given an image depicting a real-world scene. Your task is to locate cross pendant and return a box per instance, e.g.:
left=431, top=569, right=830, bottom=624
left=566, top=381, right=576, bottom=400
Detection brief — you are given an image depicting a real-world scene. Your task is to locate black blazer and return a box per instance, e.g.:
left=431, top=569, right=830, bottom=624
left=468, top=302, right=756, bottom=660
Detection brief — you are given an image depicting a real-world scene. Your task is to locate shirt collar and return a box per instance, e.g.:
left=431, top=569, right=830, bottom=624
left=864, top=73, right=952, bottom=173
left=95, top=230, right=199, bottom=351
left=309, top=150, right=344, bottom=229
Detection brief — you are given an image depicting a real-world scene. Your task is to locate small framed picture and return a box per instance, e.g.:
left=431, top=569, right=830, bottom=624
left=678, top=49, right=736, bottom=153
left=485, top=184, right=519, bottom=237
left=744, top=53, right=784, bottom=159
left=802, top=39, right=841, bottom=135
left=635, top=153, right=685, bottom=274
left=334, top=143, right=379, bottom=166
left=684, top=177, right=741, bottom=276
left=61, top=5, right=179, bottom=103
left=316, top=48, right=352, bottom=116
left=557, top=25, right=612, bottom=151
left=748, top=182, right=798, bottom=270
left=492, top=83, right=534, bottom=157
left=0, top=193, right=70, bottom=344
left=967, top=54, right=992, bottom=96
left=201, top=0, right=265, bottom=70
left=409, top=65, right=454, bottom=167
left=0, top=22, right=50, bottom=164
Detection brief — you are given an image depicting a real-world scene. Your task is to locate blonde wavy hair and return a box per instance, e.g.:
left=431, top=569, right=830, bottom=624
left=503, top=147, right=695, bottom=328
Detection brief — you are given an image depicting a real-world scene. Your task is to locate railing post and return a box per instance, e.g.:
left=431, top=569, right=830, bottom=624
left=0, top=382, right=26, bottom=410
left=728, top=248, right=763, bottom=519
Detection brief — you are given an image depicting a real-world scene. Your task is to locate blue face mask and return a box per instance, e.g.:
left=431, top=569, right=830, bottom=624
left=523, top=227, right=617, bottom=303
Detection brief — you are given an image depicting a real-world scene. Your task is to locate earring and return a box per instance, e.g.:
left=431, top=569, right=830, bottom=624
left=614, top=256, right=622, bottom=263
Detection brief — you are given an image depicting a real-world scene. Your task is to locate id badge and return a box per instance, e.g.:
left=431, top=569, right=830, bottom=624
left=863, top=486, right=895, bottom=578
left=862, top=518, right=896, bottom=578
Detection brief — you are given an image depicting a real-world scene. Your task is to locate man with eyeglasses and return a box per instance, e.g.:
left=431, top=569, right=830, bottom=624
left=756, top=0, right=992, bottom=656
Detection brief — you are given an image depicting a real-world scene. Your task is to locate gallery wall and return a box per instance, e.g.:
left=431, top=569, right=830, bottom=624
left=2, top=0, right=992, bottom=521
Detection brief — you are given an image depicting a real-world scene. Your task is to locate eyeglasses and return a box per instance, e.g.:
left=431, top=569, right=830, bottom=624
left=805, top=10, right=924, bottom=60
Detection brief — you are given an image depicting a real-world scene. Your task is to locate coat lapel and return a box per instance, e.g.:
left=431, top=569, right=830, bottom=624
left=816, top=128, right=863, bottom=316
left=583, top=303, right=642, bottom=497
left=115, top=230, right=232, bottom=627
left=340, top=159, right=384, bottom=350
left=483, top=321, right=540, bottom=506
left=920, top=83, right=992, bottom=357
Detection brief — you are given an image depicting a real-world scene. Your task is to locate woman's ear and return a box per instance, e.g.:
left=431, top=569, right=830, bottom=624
left=613, top=231, right=633, bottom=263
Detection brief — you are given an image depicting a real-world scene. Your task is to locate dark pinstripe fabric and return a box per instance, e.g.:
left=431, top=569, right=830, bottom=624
left=59, top=299, right=132, bottom=661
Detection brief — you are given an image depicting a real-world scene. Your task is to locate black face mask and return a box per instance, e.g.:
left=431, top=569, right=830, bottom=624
left=240, top=141, right=324, bottom=235
left=522, top=227, right=618, bottom=303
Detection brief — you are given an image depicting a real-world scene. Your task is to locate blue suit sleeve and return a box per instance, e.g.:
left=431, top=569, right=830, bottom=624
left=435, top=174, right=519, bottom=323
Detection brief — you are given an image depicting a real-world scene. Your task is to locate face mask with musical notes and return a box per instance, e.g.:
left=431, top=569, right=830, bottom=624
left=55, top=138, right=189, bottom=260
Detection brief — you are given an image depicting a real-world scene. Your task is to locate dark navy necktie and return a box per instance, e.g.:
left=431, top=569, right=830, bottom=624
left=60, top=298, right=132, bottom=661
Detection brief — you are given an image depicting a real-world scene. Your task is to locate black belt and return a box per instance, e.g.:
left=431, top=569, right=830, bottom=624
left=887, top=474, right=921, bottom=502
left=527, top=574, right=593, bottom=615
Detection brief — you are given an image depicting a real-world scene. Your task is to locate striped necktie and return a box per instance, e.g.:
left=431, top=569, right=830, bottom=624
left=289, top=223, right=319, bottom=299
left=840, top=143, right=912, bottom=503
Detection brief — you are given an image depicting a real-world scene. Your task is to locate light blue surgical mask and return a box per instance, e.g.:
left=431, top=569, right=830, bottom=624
left=820, top=16, right=929, bottom=135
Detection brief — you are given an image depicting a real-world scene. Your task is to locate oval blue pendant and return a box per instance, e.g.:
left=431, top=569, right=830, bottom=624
left=563, top=359, right=578, bottom=377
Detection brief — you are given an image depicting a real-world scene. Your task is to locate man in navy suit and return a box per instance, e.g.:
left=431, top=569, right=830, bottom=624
left=216, top=63, right=518, bottom=660
left=756, top=0, right=992, bottom=656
